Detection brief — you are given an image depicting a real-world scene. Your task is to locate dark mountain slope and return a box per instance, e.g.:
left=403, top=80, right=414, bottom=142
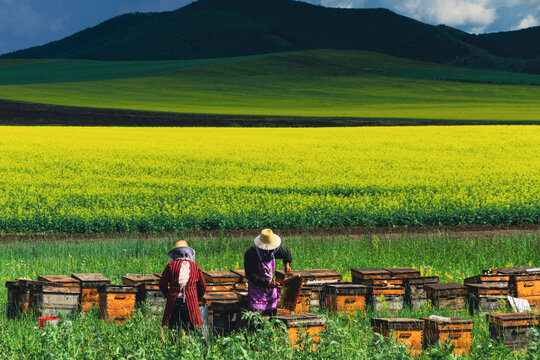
left=3, top=0, right=474, bottom=62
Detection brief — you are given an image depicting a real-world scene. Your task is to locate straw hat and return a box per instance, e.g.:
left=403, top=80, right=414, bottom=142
left=254, top=229, right=281, bottom=250
left=173, top=240, right=188, bottom=248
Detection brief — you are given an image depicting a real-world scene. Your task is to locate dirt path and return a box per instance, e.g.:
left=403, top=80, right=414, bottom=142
left=2, top=99, right=538, bottom=127
left=0, top=224, right=538, bottom=243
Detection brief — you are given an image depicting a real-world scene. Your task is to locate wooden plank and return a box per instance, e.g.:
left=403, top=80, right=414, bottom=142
left=121, top=274, right=159, bottom=286
left=383, top=267, right=421, bottom=279
left=71, top=273, right=110, bottom=285
left=202, top=271, right=240, bottom=283
left=38, top=275, right=80, bottom=287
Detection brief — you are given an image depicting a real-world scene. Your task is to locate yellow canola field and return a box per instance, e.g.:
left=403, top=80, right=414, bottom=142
left=0, top=126, right=538, bottom=233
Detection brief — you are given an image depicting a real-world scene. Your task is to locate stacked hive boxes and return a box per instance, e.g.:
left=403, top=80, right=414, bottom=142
left=71, top=273, right=111, bottom=312
left=424, top=283, right=469, bottom=311
left=486, top=313, right=539, bottom=351
left=122, top=274, right=164, bottom=311
left=275, top=269, right=342, bottom=313
left=351, top=268, right=410, bottom=311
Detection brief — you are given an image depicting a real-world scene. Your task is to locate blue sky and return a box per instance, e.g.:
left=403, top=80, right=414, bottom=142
left=1, top=0, right=539, bottom=55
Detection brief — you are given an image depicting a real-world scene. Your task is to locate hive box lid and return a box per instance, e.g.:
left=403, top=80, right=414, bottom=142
left=487, top=266, right=535, bottom=275
left=325, top=283, right=369, bottom=295
left=464, top=274, right=509, bottom=284
left=203, top=292, right=238, bottom=301
left=38, top=275, right=80, bottom=285
left=99, top=285, right=138, bottom=294
left=122, top=274, right=160, bottom=285
left=71, top=273, right=110, bottom=284
left=465, top=283, right=508, bottom=290
left=275, top=313, right=327, bottom=327
left=230, top=269, right=248, bottom=282
left=425, top=282, right=467, bottom=291
left=383, top=267, right=421, bottom=278
left=351, top=268, right=391, bottom=277
left=371, top=318, right=424, bottom=331
left=422, top=316, right=473, bottom=325
left=203, top=271, right=240, bottom=283
left=37, top=283, right=80, bottom=294
left=275, top=269, right=342, bottom=284
left=406, top=276, right=439, bottom=285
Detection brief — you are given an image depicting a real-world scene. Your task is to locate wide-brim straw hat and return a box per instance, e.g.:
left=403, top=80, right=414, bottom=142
left=254, top=229, right=281, bottom=250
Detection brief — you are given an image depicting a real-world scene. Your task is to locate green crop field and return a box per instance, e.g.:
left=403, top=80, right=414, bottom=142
left=1, top=126, right=539, bottom=234
left=0, top=234, right=538, bottom=359
left=2, top=50, right=540, bottom=122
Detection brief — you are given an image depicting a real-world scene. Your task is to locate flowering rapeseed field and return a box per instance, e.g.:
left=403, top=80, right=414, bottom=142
left=0, top=126, right=538, bottom=233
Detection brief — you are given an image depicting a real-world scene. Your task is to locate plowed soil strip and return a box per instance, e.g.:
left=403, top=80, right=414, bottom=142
left=2, top=100, right=539, bottom=127
left=1, top=224, right=538, bottom=243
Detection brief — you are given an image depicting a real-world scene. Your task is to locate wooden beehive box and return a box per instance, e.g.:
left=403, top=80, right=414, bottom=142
left=466, top=283, right=509, bottom=314
left=230, top=269, right=248, bottom=283
left=38, top=275, right=80, bottom=287
left=275, top=269, right=341, bottom=285
left=369, top=286, right=405, bottom=312
left=303, top=285, right=325, bottom=312
left=122, top=274, right=162, bottom=309
left=324, top=283, right=369, bottom=313
left=98, top=285, right=137, bottom=324
left=274, top=313, right=327, bottom=346
left=465, top=273, right=510, bottom=287
left=5, top=280, right=38, bottom=318
left=404, top=276, right=439, bottom=308
left=203, top=271, right=241, bottom=283
left=422, top=316, right=474, bottom=356
left=34, top=282, right=80, bottom=317
left=383, top=267, right=421, bottom=279
left=371, top=318, right=424, bottom=356
left=71, top=273, right=111, bottom=312
left=210, top=300, right=241, bottom=335
left=509, top=274, right=540, bottom=309
left=487, top=266, right=535, bottom=275
left=486, top=313, right=539, bottom=351
left=203, top=291, right=238, bottom=305
left=351, top=268, right=392, bottom=285
left=425, top=283, right=468, bottom=310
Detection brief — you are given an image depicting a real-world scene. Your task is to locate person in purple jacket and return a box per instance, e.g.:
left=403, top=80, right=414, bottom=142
left=244, top=229, right=293, bottom=315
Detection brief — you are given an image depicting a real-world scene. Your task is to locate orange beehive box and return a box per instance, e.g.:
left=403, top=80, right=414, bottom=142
left=98, top=285, right=137, bottom=324
left=371, top=318, right=424, bottom=356
left=274, top=313, right=327, bottom=346
left=38, top=275, right=80, bottom=287
left=509, top=274, right=540, bottom=309
left=324, top=283, right=369, bottom=313
left=422, top=316, right=474, bottom=356
left=121, top=274, right=161, bottom=307
left=486, top=313, right=540, bottom=351
left=71, top=273, right=111, bottom=312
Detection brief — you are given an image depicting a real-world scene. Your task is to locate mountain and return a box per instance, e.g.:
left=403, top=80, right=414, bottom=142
left=2, top=0, right=540, bottom=73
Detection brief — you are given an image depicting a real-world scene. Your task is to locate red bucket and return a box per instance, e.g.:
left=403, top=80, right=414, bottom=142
left=38, top=316, right=59, bottom=329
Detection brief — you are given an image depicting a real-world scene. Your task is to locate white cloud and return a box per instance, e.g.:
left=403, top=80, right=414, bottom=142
left=395, top=0, right=497, bottom=31
left=514, top=14, right=539, bottom=29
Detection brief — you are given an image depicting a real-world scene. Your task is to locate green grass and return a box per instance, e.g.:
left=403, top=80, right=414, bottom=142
left=2, top=50, right=540, bottom=122
left=0, top=234, right=538, bottom=359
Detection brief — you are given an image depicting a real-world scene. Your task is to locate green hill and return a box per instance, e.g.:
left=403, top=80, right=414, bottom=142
left=2, top=50, right=540, bottom=123
left=0, top=0, right=480, bottom=63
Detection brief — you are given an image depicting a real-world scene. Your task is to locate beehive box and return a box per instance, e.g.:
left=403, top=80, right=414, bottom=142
left=203, top=291, right=238, bottom=305
left=465, top=273, right=510, bottom=287
left=509, top=274, right=540, bottom=309
left=230, top=269, right=248, bottom=283
left=72, top=273, right=111, bottom=312
left=203, top=271, right=241, bottom=283
left=275, top=269, right=341, bottom=285
left=210, top=300, right=241, bottom=335
left=98, top=285, right=137, bottom=324
left=34, top=282, right=80, bottom=317
left=122, top=274, right=163, bottom=309
left=351, top=268, right=392, bottom=285
left=38, top=275, right=80, bottom=287
left=325, top=283, right=369, bottom=313
left=369, top=286, right=405, bottom=312
left=371, top=318, right=424, bottom=356
left=383, top=267, right=421, bottom=279
left=303, top=285, right=325, bottom=312
left=425, top=283, right=468, bottom=310
left=404, top=276, right=439, bottom=308
left=5, top=280, right=38, bottom=318
left=274, top=313, right=327, bottom=346
left=486, top=313, right=539, bottom=351
left=466, top=283, right=509, bottom=314
left=422, top=316, right=474, bottom=356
